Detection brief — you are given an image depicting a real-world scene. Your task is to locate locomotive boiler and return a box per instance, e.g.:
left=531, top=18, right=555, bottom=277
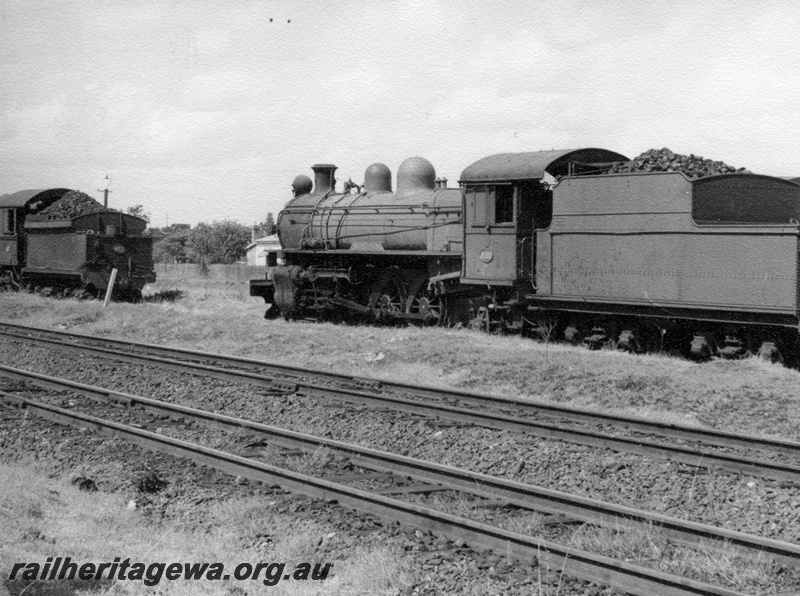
left=252, top=157, right=463, bottom=322
left=251, top=147, right=800, bottom=366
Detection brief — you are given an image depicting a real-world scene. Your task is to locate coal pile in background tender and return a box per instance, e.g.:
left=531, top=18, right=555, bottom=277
left=607, top=148, right=749, bottom=178
left=35, top=190, right=116, bottom=220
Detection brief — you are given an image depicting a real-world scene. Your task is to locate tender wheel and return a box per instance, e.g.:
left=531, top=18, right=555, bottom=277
left=469, top=306, right=504, bottom=333
left=563, top=322, right=584, bottom=345
left=689, top=333, right=718, bottom=361
left=616, top=328, right=644, bottom=353
left=583, top=327, right=613, bottom=350
left=757, top=341, right=783, bottom=364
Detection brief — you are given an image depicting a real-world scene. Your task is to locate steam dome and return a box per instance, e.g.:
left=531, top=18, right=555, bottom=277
left=396, top=157, right=436, bottom=197
left=364, top=163, right=392, bottom=192
left=291, top=175, right=313, bottom=197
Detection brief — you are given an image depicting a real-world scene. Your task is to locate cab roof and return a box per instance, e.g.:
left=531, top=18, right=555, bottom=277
left=459, top=148, right=629, bottom=183
left=0, top=188, right=73, bottom=209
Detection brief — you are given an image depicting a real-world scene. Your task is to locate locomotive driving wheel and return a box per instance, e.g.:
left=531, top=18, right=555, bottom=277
left=409, top=291, right=446, bottom=325
left=368, top=271, right=407, bottom=322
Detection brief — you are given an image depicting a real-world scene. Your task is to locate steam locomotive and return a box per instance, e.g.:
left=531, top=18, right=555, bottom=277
left=0, top=188, right=156, bottom=300
left=250, top=149, right=800, bottom=366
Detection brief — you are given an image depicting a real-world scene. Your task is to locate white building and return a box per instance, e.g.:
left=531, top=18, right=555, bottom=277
left=244, top=234, right=281, bottom=266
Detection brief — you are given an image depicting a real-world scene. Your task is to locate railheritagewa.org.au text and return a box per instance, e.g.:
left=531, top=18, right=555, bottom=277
left=8, top=557, right=333, bottom=587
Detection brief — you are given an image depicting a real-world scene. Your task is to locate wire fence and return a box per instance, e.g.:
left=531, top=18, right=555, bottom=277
left=156, top=262, right=265, bottom=282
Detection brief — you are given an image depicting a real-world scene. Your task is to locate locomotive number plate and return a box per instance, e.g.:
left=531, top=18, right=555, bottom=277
left=479, top=250, right=493, bottom=263
left=112, top=244, right=126, bottom=254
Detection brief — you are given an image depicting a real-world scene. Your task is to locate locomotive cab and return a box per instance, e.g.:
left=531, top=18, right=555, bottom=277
left=0, top=207, right=20, bottom=267
left=1, top=208, right=18, bottom=235
left=460, top=181, right=550, bottom=288
left=459, top=148, right=628, bottom=291
left=0, top=188, right=73, bottom=286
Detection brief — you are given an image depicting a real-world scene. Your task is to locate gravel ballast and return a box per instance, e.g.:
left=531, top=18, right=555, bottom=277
left=1, top=338, right=798, bottom=594
left=0, top=347, right=637, bottom=596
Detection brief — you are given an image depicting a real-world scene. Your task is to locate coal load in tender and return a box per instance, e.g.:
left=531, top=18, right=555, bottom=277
left=606, top=148, right=749, bottom=179
left=36, top=190, right=117, bottom=220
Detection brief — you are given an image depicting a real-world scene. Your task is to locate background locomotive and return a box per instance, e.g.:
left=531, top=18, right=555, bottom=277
left=0, top=188, right=156, bottom=300
left=251, top=149, right=800, bottom=366
left=250, top=158, right=464, bottom=325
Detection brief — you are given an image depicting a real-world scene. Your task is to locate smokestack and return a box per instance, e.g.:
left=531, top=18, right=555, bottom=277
left=311, top=164, right=337, bottom=195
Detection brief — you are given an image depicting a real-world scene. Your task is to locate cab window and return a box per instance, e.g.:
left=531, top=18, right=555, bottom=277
left=1, top=209, right=15, bottom=235
left=494, top=185, right=514, bottom=224
left=466, top=186, right=487, bottom=227
left=466, top=185, right=515, bottom=227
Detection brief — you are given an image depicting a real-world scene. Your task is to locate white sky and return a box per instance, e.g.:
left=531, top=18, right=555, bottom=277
left=2, top=0, right=799, bottom=227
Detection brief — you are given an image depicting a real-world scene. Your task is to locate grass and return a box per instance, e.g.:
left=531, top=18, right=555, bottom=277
left=567, top=521, right=778, bottom=593
left=0, top=462, right=410, bottom=596
left=413, top=493, right=780, bottom=593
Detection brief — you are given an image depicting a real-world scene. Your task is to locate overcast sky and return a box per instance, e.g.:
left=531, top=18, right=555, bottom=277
left=2, top=1, right=799, bottom=227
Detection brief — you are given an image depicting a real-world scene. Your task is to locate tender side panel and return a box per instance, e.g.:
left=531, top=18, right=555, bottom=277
left=536, top=172, right=800, bottom=317
left=25, top=234, right=87, bottom=273
left=536, top=173, right=694, bottom=297
left=548, top=233, right=683, bottom=302
left=546, top=231, right=798, bottom=312
left=0, top=237, right=18, bottom=266
left=555, top=171, right=693, bottom=215
left=682, top=232, right=797, bottom=311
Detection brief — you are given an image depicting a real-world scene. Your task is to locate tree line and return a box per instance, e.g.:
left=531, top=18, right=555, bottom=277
left=129, top=206, right=277, bottom=264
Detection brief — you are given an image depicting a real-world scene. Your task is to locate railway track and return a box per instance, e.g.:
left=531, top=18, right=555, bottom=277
left=2, top=364, right=799, bottom=565
left=0, top=371, right=782, bottom=596
left=0, top=322, right=799, bottom=484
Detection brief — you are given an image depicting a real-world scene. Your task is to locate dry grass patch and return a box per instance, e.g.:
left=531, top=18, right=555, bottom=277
left=567, top=521, right=779, bottom=593
left=496, top=510, right=547, bottom=536
left=0, top=462, right=409, bottom=595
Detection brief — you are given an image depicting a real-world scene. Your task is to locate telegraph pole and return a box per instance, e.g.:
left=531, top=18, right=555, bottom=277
left=97, top=175, right=112, bottom=208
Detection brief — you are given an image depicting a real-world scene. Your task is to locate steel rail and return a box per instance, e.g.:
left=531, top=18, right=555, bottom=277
left=1, top=375, right=797, bottom=565
left=0, top=349, right=798, bottom=484
left=0, top=321, right=797, bottom=460
left=0, top=394, right=746, bottom=596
